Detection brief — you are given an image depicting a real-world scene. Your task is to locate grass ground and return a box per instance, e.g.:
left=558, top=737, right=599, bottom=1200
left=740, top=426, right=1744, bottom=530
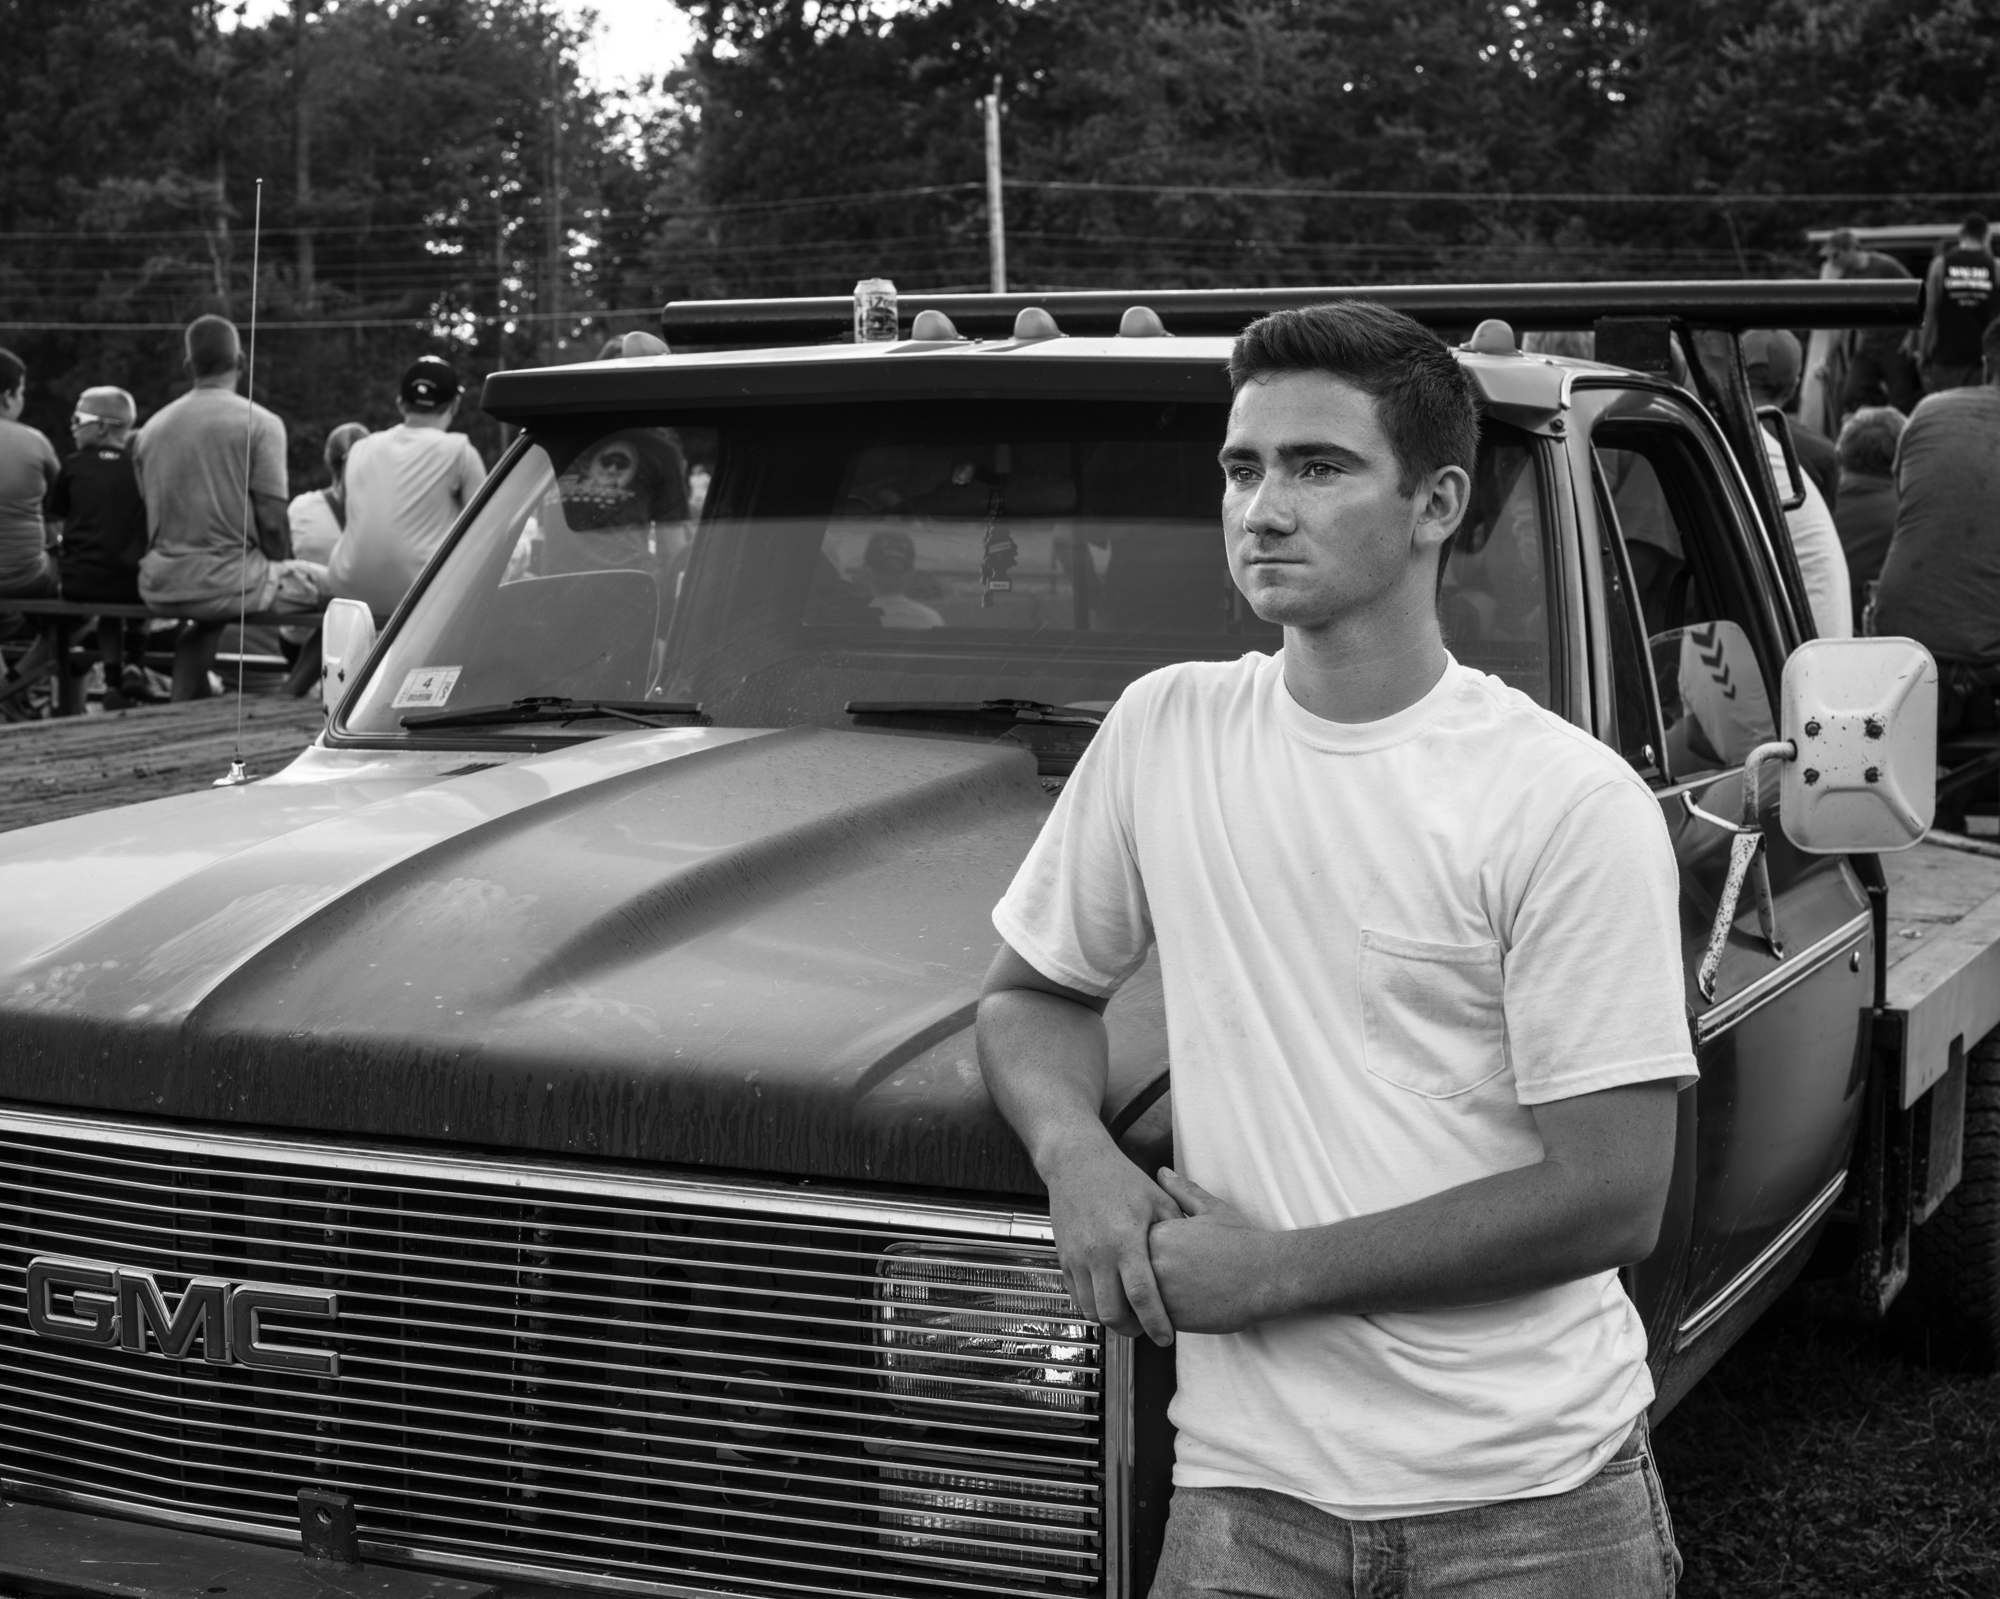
left=1654, top=1284, right=2000, bottom=1597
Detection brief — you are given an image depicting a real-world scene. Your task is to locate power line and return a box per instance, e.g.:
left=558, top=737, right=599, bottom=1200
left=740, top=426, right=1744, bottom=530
left=1009, top=179, right=2000, bottom=206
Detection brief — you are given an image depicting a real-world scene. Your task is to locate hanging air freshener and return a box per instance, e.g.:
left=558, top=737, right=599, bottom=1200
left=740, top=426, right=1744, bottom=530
left=979, top=445, right=1016, bottom=608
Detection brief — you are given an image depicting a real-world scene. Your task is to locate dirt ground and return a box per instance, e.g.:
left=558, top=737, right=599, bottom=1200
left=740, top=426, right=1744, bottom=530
left=1654, top=1284, right=2000, bottom=1597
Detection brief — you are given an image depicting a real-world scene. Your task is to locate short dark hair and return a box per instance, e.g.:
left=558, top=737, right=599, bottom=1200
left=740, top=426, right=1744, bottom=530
left=1964, top=212, right=1990, bottom=242
left=185, top=315, right=240, bottom=378
left=1228, top=301, right=1480, bottom=495
left=1835, top=406, right=1905, bottom=478
left=0, top=347, right=22, bottom=397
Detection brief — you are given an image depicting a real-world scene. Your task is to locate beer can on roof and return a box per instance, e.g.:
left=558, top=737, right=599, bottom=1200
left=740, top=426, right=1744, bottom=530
left=854, top=278, right=899, bottom=343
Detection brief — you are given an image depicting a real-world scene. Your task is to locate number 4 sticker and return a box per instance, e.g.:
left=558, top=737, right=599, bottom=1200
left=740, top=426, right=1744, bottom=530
left=392, top=666, right=462, bottom=708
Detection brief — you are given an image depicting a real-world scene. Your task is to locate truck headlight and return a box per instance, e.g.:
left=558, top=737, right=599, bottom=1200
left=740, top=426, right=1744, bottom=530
left=872, top=1242, right=1102, bottom=1577
left=875, top=1241, right=1096, bottom=1423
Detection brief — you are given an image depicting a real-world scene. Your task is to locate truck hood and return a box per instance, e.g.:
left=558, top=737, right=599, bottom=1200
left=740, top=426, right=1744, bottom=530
left=0, top=726, right=1167, bottom=1195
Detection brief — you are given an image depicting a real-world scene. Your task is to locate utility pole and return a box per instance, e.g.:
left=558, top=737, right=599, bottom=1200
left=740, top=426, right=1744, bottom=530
left=983, top=76, right=1006, bottom=294
left=292, top=0, right=315, bottom=306
left=546, top=25, right=564, bottom=362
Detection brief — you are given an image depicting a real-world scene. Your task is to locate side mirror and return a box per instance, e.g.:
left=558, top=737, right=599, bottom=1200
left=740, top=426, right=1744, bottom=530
left=319, top=598, right=377, bottom=717
left=1687, top=636, right=1935, bottom=1001
left=1778, top=636, right=1937, bottom=853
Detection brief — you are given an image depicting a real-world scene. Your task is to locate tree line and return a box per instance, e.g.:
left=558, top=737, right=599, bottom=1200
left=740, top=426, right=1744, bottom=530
left=3, top=0, right=1996, bottom=479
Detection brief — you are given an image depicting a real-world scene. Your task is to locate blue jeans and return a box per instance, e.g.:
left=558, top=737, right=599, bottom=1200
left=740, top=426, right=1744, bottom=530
left=1149, top=1419, right=1680, bottom=1598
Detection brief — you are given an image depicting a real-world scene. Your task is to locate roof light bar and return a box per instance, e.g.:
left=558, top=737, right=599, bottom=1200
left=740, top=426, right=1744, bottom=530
left=661, top=279, right=1917, bottom=349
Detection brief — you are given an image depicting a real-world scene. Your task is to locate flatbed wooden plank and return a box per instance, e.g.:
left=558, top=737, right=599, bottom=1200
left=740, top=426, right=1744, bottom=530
left=1882, top=835, right=2000, bottom=1104
left=0, top=696, right=326, bottom=834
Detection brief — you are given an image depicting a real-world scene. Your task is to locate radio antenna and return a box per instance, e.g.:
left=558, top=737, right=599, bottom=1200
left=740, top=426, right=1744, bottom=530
left=215, top=178, right=264, bottom=788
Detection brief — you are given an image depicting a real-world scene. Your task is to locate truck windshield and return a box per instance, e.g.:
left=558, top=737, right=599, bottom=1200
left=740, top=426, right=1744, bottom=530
left=340, top=399, right=1555, bottom=740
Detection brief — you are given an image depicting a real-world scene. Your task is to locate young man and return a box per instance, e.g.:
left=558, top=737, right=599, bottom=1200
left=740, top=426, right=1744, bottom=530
left=135, top=315, right=327, bottom=699
left=1919, top=214, right=2000, bottom=396
left=979, top=303, right=1692, bottom=1597
left=326, top=357, right=485, bottom=619
left=45, top=387, right=153, bottom=707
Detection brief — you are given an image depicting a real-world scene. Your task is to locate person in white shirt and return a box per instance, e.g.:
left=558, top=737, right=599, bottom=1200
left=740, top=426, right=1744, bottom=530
left=326, top=358, right=485, bottom=618
left=1742, top=329, right=1853, bottom=641
left=979, top=302, right=1691, bottom=1597
left=287, top=421, right=369, bottom=566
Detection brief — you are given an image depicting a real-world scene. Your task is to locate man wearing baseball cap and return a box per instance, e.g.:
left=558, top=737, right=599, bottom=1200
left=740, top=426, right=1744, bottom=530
left=46, top=387, right=154, bottom=706
left=326, top=357, right=486, bottom=618
left=1741, top=329, right=1851, bottom=642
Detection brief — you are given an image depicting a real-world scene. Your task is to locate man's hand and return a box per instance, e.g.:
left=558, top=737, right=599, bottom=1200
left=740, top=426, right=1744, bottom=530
left=976, top=940, right=1183, bottom=1346
left=1146, top=1168, right=1276, bottom=1335
left=1041, top=1126, right=1182, bottom=1346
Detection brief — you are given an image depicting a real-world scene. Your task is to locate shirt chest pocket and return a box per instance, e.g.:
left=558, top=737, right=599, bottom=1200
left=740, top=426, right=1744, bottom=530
left=1359, top=928, right=1508, bottom=1099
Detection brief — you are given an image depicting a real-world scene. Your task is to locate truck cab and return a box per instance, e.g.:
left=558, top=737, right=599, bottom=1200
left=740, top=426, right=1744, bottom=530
left=1, top=279, right=1992, bottom=1599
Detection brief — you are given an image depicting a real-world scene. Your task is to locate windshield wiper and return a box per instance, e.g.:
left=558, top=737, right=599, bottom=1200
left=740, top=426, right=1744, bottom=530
left=402, top=696, right=707, bottom=731
left=844, top=698, right=1106, bottom=729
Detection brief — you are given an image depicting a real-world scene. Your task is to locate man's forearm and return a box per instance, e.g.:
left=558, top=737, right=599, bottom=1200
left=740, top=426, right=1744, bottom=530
left=1268, top=1157, right=1656, bottom=1316
left=1151, top=1081, right=1678, bottom=1332
left=977, top=986, right=1114, bottom=1173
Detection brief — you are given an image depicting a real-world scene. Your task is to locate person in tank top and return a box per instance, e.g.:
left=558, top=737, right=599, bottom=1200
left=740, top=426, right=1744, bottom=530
left=1921, top=214, right=2000, bottom=395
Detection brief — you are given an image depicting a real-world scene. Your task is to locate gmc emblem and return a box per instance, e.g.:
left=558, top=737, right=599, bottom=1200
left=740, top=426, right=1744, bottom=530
left=25, top=1255, right=340, bottom=1378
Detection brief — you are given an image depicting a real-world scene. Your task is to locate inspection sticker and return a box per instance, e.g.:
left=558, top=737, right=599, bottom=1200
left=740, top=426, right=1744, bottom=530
left=392, top=666, right=463, bottom=708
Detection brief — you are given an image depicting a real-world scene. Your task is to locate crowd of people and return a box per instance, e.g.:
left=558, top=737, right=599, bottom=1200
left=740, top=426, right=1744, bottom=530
left=1772, top=212, right=2000, bottom=740
left=0, top=315, right=488, bottom=711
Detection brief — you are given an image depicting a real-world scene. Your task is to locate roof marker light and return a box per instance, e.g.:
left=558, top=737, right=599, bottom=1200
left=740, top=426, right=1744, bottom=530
left=909, top=309, right=961, bottom=341
left=1119, top=306, right=1168, bottom=337
left=1468, top=318, right=1518, bottom=355
left=1012, top=307, right=1062, bottom=341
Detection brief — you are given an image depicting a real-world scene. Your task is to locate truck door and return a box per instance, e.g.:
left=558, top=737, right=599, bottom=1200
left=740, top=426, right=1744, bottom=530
left=1575, top=384, right=1873, bottom=1361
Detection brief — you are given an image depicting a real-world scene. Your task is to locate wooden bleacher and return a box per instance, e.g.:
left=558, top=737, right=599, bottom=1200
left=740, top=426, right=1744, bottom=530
left=0, top=597, right=325, bottom=710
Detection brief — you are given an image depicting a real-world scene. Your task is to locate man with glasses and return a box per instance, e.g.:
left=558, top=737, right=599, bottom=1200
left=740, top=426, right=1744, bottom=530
left=326, top=357, right=486, bottom=619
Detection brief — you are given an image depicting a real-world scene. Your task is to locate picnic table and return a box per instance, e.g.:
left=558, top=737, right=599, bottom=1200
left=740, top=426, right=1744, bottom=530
left=0, top=598, right=325, bottom=712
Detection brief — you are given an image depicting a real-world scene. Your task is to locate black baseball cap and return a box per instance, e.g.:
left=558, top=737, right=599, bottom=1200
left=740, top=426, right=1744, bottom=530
left=399, top=356, right=461, bottom=410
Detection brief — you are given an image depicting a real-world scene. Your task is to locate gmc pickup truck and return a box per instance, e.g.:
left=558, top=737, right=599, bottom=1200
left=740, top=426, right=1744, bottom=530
left=1, top=280, right=1995, bottom=1599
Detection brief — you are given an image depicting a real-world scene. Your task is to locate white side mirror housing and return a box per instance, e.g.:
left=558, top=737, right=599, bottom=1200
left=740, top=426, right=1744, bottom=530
left=1778, top=637, right=1937, bottom=854
left=319, top=598, right=377, bottom=717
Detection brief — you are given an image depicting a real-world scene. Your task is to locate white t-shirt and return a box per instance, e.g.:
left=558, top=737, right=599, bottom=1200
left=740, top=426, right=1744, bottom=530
left=327, top=424, right=485, bottom=615
left=1765, top=431, right=1852, bottom=641
left=287, top=489, right=343, bottom=565
left=992, top=652, right=1696, bottom=1519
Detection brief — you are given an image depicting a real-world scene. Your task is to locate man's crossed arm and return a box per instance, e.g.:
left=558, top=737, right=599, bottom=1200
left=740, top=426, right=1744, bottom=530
left=976, top=941, right=1680, bottom=1346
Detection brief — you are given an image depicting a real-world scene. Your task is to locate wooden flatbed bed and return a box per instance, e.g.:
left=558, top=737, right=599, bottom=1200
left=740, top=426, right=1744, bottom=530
left=1883, top=834, right=2000, bottom=1105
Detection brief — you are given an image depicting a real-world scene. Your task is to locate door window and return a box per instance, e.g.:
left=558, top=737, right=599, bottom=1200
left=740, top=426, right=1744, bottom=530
left=1592, top=417, right=1779, bottom=784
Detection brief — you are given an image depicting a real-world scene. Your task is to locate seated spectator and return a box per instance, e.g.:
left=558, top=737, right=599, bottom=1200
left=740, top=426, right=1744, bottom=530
left=135, top=315, right=327, bottom=699
left=288, top=422, right=369, bottom=565
left=326, top=358, right=485, bottom=618
left=1831, top=406, right=1905, bottom=633
left=0, top=348, right=64, bottom=708
left=46, top=387, right=153, bottom=708
left=0, top=347, right=60, bottom=601
left=1874, top=315, right=2000, bottom=733
left=1741, top=330, right=1851, bottom=639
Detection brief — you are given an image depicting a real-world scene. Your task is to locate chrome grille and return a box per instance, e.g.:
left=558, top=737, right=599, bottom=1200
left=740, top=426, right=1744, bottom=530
left=0, top=1107, right=1115, bottom=1598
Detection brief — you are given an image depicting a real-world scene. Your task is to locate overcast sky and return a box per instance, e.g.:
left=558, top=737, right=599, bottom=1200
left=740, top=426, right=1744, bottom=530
left=240, top=2, right=697, bottom=96
left=572, top=0, right=697, bottom=94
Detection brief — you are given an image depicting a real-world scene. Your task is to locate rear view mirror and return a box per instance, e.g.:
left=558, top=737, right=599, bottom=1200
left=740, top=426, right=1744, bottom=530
left=320, top=598, right=377, bottom=716
left=1778, top=637, right=1937, bottom=853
